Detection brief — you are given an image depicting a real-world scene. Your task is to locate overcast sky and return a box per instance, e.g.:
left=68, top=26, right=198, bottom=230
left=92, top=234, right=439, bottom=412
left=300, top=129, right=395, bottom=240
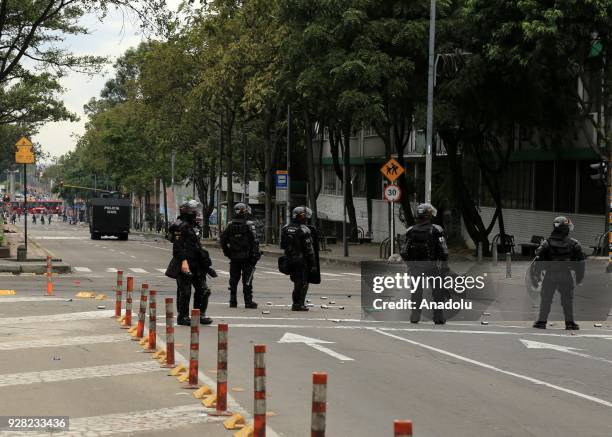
left=33, top=2, right=181, bottom=162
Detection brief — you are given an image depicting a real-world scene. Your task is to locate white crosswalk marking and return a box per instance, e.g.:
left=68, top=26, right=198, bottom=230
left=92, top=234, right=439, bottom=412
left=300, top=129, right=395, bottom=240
left=218, top=270, right=230, bottom=276
left=260, top=269, right=285, bottom=276
left=0, top=361, right=162, bottom=387
left=106, top=267, right=119, bottom=273
left=0, top=405, right=224, bottom=437
left=73, top=267, right=92, bottom=272
left=129, top=267, right=148, bottom=273
left=0, top=310, right=114, bottom=325
left=156, top=268, right=166, bottom=273
left=342, top=273, right=361, bottom=277
left=320, top=272, right=344, bottom=277
left=0, top=334, right=127, bottom=351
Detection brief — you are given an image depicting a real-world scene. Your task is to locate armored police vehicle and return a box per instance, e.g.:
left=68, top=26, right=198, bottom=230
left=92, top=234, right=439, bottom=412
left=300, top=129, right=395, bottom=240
left=88, top=196, right=131, bottom=240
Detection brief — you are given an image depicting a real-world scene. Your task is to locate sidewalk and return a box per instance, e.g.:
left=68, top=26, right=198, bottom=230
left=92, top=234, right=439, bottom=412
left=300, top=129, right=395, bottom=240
left=0, top=223, right=70, bottom=274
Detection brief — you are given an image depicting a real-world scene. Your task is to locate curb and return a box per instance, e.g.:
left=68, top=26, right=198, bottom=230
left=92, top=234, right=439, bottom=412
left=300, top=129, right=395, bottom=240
left=0, top=262, right=72, bottom=274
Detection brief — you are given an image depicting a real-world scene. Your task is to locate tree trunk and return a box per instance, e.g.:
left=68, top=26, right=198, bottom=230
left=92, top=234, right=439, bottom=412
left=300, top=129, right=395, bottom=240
left=304, top=111, right=318, bottom=224
left=162, top=178, right=169, bottom=234
left=343, top=123, right=358, bottom=240
left=226, top=123, right=233, bottom=224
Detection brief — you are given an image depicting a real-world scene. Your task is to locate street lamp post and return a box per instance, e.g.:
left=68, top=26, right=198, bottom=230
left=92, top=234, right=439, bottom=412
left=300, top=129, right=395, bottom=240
left=425, top=0, right=436, bottom=203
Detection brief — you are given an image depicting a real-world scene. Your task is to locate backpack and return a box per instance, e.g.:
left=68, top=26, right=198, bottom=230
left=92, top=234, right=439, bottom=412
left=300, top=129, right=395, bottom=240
left=227, top=221, right=251, bottom=259
left=547, top=237, right=573, bottom=261
left=405, top=225, right=434, bottom=261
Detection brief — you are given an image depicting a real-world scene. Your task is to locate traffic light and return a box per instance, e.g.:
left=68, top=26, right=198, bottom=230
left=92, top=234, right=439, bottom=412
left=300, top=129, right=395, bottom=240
left=590, top=161, right=608, bottom=185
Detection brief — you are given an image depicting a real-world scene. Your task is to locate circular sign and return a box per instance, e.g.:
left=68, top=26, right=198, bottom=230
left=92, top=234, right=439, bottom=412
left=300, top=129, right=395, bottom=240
left=384, top=184, right=402, bottom=202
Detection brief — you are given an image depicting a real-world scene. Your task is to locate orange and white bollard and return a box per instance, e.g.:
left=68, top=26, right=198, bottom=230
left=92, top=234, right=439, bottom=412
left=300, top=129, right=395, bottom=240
left=113, top=270, right=123, bottom=318
left=254, top=344, right=266, bottom=437
left=209, top=324, right=231, bottom=416
left=120, top=276, right=134, bottom=328
left=161, top=297, right=175, bottom=368
left=311, top=373, right=327, bottom=437
left=45, top=256, right=53, bottom=296
left=134, top=283, right=149, bottom=339
left=394, top=420, right=413, bottom=437
left=184, top=308, right=200, bottom=389
left=144, top=290, right=157, bottom=352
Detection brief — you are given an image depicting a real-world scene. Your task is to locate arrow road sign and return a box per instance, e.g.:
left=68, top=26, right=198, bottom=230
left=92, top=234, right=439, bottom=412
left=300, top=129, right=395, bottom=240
left=520, top=339, right=612, bottom=365
left=279, top=332, right=354, bottom=362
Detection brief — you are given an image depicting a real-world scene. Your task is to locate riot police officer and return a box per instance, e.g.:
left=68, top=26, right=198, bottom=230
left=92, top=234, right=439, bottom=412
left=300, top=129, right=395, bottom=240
left=281, top=206, right=316, bottom=311
left=531, top=217, right=585, bottom=330
left=220, top=203, right=260, bottom=308
left=400, top=203, right=449, bottom=324
left=171, top=200, right=214, bottom=326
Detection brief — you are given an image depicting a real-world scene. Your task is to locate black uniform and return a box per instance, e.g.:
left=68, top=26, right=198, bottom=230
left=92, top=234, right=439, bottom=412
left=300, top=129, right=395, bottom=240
left=171, top=218, right=211, bottom=322
left=400, top=221, right=449, bottom=324
left=220, top=218, right=260, bottom=306
left=534, top=231, right=585, bottom=323
left=281, top=221, right=316, bottom=309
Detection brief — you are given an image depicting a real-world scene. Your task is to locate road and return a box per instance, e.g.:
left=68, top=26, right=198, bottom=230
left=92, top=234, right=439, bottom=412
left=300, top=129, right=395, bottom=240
left=1, top=220, right=612, bottom=436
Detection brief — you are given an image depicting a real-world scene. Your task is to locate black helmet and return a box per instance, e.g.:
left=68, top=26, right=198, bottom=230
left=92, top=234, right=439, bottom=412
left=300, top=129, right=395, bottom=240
left=553, top=216, right=574, bottom=234
left=416, top=203, right=437, bottom=220
left=179, top=200, right=200, bottom=216
left=292, top=206, right=307, bottom=222
left=234, top=202, right=248, bottom=218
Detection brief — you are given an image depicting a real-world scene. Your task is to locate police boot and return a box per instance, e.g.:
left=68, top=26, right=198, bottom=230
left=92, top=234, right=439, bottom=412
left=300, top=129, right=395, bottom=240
left=565, top=321, right=580, bottom=330
left=244, top=291, right=258, bottom=309
left=200, top=316, right=213, bottom=325
left=228, top=287, right=238, bottom=308
left=533, top=321, right=547, bottom=329
left=177, top=315, right=191, bottom=326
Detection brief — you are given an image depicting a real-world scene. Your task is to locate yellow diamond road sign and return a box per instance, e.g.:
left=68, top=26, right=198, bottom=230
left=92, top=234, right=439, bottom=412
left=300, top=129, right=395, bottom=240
left=15, top=136, right=33, bottom=147
left=380, top=158, right=405, bottom=182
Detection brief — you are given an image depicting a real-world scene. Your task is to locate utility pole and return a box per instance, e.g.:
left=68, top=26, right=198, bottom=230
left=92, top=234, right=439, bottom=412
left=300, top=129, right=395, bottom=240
left=286, top=104, right=291, bottom=225
left=243, top=132, right=248, bottom=203
left=217, top=119, right=224, bottom=235
left=424, top=0, right=436, bottom=203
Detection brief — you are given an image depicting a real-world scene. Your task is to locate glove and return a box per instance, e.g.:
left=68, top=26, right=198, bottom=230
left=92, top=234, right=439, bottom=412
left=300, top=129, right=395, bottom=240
left=207, top=268, right=218, bottom=278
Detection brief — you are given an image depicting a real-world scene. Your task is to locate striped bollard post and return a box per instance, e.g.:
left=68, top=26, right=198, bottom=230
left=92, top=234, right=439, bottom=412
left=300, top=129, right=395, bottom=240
left=311, top=373, right=327, bottom=437
left=254, top=344, right=266, bottom=437
left=113, top=270, right=123, bottom=318
left=394, top=420, right=413, bottom=437
left=120, top=276, right=133, bottom=328
left=161, top=297, right=175, bottom=368
left=144, top=290, right=157, bottom=352
left=209, top=324, right=231, bottom=416
left=45, top=256, right=53, bottom=296
left=134, top=283, right=149, bottom=339
left=184, top=308, right=200, bottom=389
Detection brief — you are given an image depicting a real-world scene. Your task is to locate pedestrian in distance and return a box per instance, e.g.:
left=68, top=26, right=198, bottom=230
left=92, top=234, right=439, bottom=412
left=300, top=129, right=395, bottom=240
left=400, top=203, right=450, bottom=324
left=32, top=214, right=36, bottom=224
left=280, top=206, right=318, bottom=311
left=165, top=200, right=217, bottom=326
left=530, top=217, right=585, bottom=330
left=220, top=202, right=261, bottom=308
left=41, top=215, right=45, bottom=225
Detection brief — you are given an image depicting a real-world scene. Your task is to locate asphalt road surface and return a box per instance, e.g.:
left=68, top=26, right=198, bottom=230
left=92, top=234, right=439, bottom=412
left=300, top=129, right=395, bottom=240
left=1, top=220, right=612, bottom=436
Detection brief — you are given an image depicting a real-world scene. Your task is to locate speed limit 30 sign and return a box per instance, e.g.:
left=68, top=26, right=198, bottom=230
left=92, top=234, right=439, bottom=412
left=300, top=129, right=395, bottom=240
left=384, top=184, right=402, bottom=202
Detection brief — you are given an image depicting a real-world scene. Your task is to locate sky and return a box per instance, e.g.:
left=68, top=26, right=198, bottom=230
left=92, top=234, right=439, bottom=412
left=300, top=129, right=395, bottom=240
left=32, top=2, right=182, bottom=162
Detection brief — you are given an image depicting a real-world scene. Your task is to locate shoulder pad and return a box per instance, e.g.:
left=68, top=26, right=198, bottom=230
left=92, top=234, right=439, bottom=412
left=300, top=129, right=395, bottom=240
left=300, top=224, right=311, bottom=233
left=406, top=226, right=414, bottom=233
left=569, top=237, right=581, bottom=246
left=432, top=224, right=444, bottom=233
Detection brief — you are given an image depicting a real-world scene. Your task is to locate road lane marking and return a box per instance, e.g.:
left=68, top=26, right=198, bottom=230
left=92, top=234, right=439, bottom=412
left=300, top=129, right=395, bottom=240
left=259, top=269, right=285, bottom=276
left=32, top=236, right=86, bottom=240
left=130, top=255, right=137, bottom=259
left=129, top=268, right=148, bottom=273
left=279, top=332, right=354, bottom=361
left=0, top=297, right=64, bottom=303
left=156, top=268, right=166, bottom=273
left=0, top=361, right=163, bottom=387
left=342, top=273, right=361, bottom=276
left=73, top=267, right=92, bottom=272
left=106, top=268, right=119, bottom=273
left=0, top=310, right=114, bottom=325
left=320, top=272, right=344, bottom=277
left=520, top=339, right=612, bottom=365
left=218, top=270, right=230, bottom=276
left=0, top=334, right=127, bottom=351
left=373, top=329, right=612, bottom=408
left=0, top=405, right=224, bottom=437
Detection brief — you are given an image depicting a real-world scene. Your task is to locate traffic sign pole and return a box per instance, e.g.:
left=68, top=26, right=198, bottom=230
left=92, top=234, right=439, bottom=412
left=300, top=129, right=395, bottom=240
left=23, top=163, right=27, bottom=253
left=391, top=196, right=395, bottom=256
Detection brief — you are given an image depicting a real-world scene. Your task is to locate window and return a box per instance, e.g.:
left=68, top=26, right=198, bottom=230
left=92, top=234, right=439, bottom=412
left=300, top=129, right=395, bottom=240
left=322, top=166, right=339, bottom=195
left=555, top=160, right=576, bottom=213
left=534, top=161, right=554, bottom=211
left=579, top=160, right=606, bottom=214
left=352, top=166, right=366, bottom=198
